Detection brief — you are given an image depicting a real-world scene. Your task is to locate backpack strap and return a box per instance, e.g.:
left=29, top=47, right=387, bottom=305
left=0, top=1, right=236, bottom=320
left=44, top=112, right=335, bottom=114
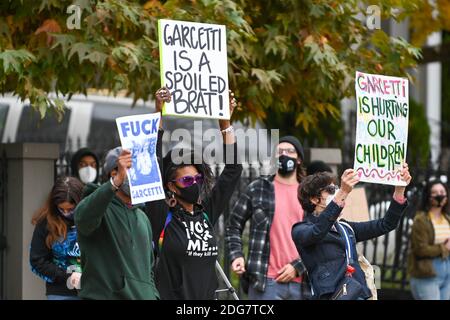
left=158, top=211, right=173, bottom=252
left=337, top=222, right=355, bottom=265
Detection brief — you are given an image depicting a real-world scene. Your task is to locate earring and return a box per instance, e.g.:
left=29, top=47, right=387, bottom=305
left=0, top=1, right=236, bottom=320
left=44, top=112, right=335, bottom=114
left=166, top=191, right=177, bottom=207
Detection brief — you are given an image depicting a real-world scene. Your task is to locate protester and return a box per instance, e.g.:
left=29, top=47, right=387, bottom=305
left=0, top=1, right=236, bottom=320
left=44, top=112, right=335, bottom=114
left=30, top=176, right=84, bottom=300
left=70, top=148, right=100, bottom=184
left=408, top=180, right=450, bottom=300
left=74, top=145, right=159, bottom=299
left=292, top=164, right=411, bottom=300
left=145, top=87, right=242, bottom=300
left=225, top=136, right=307, bottom=300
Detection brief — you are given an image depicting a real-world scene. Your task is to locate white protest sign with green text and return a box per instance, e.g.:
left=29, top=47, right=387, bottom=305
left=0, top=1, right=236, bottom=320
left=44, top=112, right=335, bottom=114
left=354, top=71, right=409, bottom=186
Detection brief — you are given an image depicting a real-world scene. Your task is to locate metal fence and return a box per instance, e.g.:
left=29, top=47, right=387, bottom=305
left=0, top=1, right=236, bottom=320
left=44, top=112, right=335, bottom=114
left=55, top=151, right=450, bottom=300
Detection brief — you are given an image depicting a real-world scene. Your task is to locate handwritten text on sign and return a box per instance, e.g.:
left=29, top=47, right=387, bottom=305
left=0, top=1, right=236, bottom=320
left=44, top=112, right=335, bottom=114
left=158, top=19, right=229, bottom=120
left=353, top=71, right=409, bottom=186
left=116, top=113, right=165, bottom=204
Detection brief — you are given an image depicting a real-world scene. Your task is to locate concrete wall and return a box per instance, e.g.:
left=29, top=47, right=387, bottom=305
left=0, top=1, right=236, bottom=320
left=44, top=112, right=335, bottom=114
left=1, top=143, right=59, bottom=300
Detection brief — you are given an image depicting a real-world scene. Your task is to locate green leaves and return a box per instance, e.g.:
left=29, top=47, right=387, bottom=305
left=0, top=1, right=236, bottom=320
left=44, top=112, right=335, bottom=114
left=0, top=49, right=36, bottom=75
left=0, top=0, right=439, bottom=152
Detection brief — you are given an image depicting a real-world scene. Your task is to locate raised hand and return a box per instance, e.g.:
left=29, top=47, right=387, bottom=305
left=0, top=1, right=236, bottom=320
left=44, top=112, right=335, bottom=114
left=340, top=169, right=360, bottom=194
left=155, top=86, right=171, bottom=113
left=394, top=162, right=412, bottom=197
left=113, top=149, right=132, bottom=187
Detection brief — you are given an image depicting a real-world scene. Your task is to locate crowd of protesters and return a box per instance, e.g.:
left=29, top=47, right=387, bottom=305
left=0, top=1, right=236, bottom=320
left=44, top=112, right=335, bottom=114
left=29, top=87, right=449, bottom=301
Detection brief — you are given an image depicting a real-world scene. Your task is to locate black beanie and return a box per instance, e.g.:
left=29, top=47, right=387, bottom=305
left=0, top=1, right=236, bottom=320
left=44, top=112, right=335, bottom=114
left=278, top=136, right=304, bottom=161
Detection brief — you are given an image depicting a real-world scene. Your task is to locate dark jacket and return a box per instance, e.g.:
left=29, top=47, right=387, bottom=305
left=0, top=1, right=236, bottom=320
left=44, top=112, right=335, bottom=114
left=225, top=175, right=305, bottom=292
left=408, top=211, right=450, bottom=278
left=70, top=148, right=100, bottom=183
left=292, top=199, right=407, bottom=299
left=75, top=182, right=159, bottom=300
left=30, top=218, right=81, bottom=296
left=145, top=129, right=243, bottom=300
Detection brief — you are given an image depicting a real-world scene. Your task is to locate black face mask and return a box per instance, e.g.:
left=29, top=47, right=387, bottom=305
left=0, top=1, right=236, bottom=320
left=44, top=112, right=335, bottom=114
left=431, top=195, right=447, bottom=207
left=175, top=183, right=201, bottom=204
left=277, top=155, right=298, bottom=176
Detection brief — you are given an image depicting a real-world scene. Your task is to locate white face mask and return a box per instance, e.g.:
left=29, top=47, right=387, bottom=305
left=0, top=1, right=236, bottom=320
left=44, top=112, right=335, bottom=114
left=78, top=166, right=97, bottom=184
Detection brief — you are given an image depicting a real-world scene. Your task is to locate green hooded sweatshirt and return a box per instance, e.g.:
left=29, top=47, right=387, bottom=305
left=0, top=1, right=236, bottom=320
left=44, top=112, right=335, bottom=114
left=75, top=181, right=159, bottom=300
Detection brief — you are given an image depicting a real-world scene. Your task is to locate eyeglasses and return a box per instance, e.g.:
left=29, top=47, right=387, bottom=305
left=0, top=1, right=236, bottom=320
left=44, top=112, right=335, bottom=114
left=172, top=173, right=204, bottom=188
left=276, top=148, right=297, bottom=156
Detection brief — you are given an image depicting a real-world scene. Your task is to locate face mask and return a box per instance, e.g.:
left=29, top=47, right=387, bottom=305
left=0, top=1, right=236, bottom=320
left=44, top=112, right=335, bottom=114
left=78, top=166, right=97, bottom=184
left=432, top=195, right=446, bottom=207
left=57, top=207, right=75, bottom=220
left=277, top=155, right=297, bottom=176
left=120, top=177, right=131, bottom=197
left=175, top=183, right=201, bottom=204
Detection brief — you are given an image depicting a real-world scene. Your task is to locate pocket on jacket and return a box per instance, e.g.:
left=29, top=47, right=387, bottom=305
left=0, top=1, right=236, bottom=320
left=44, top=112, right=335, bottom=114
left=113, top=276, right=158, bottom=300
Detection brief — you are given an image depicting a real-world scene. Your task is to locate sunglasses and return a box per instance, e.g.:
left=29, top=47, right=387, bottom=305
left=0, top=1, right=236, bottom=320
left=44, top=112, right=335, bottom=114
left=319, top=184, right=338, bottom=195
left=172, top=173, right=204, bottom=188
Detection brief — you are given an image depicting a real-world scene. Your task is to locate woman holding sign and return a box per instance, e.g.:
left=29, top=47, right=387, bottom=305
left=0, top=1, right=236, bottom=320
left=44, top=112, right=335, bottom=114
left=292, top=165, right=411, bottom=300
left=145, top=87, right=242, bottom=300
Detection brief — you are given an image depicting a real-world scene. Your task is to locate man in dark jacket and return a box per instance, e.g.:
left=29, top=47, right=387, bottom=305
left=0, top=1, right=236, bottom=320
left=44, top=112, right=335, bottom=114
left=74, top=146, right=159, bottom=300
left=225, top=136, right=307, bottom=299
left=292, top=165, right=411, bottom=300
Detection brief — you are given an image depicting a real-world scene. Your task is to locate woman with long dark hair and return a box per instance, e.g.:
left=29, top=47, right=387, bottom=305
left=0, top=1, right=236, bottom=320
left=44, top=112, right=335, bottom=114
left=408, top=180, right=450, bottom=300
left=30, top=176, right=84, bottom=300
left=145, top=87, right=242, bottom=300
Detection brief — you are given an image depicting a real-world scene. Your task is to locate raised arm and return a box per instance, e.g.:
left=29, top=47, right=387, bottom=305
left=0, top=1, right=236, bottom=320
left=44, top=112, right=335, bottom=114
left=292, top=201, right=343, bottom=247
left=145, top=88, right=172, bottom=251
left=347, top=163, right=411, bottom=242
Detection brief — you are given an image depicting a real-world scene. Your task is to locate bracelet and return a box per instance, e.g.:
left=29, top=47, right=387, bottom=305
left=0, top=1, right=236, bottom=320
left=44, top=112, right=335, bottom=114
left=110, top=177, right=120, bottom=192
left=221, top=125, right=234, bottom=134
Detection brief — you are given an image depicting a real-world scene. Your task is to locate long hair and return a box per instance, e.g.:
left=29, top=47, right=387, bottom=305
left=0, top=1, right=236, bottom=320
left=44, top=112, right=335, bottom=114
left=32, top=176, right=84, bottom=248
left=420, top=180, right=449, bottom=214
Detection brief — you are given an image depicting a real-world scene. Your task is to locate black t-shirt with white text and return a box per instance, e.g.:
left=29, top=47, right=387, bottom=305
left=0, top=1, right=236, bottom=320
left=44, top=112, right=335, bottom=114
left=155, top=205, right=219, bottom=300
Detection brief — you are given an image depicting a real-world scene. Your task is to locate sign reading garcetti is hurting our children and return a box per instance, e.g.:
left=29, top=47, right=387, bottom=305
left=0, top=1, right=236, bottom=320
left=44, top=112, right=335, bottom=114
left=116, top=113, right=165, bottom=204
left=353, top=71, right=409, bottom=186
left=158, top=19, right=230, bottom=120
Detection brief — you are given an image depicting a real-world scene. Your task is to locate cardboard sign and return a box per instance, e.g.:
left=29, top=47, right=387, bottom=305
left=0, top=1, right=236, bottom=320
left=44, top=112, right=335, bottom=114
left=340, top=187, right=370, bottom=222
left=353, top=71, right=409, bottom=186
left=116, top=113, right=165, bottom=204
left=158, top=19, right=230, bottom=119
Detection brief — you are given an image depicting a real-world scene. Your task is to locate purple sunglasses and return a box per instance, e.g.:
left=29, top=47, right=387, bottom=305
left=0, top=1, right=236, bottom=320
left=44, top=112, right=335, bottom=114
left=172, top=173, right=204, bottom=187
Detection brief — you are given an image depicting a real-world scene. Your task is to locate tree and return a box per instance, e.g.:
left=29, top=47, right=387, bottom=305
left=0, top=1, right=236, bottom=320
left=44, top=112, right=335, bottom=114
left=0, top=0, right=428, bottom=140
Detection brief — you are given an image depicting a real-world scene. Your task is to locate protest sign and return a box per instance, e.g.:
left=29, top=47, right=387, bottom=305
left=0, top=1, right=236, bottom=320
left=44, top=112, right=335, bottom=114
left=158, top=19, right=229, bottom=120
left=354, top=71, right=409, bottom=186
left=116, top=113, right=165, bottom=204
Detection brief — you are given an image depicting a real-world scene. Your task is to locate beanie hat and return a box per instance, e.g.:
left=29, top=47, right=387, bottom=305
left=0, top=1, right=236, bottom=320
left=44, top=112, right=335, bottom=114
left=278, top=136, right=304, bottom=161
